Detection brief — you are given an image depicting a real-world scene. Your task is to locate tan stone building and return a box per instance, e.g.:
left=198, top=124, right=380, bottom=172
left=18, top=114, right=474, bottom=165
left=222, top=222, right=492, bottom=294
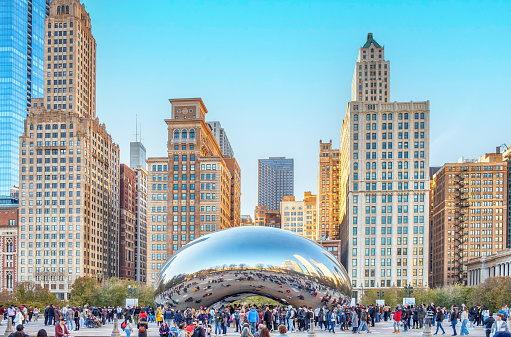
left=339, top=34, right=430, bottom=297
left=17, top=0, right=120, bottom=299
left=430, top=151, right=508, bottom=287
left=44, top=0, right=97, bottom=118
left=146, top=98, right=241, bottom=284
left=254, top=206, right=281, bottom=228
left=120, top=164, right=137, bottom=280
left=240, top=215, right=254, bottom=226
left=317, top=141, right=340, bottom=240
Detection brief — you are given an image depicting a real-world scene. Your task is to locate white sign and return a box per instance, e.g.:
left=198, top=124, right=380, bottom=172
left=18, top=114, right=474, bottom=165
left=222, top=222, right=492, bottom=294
left=126, top=298, right=139, bottom=307
left=376, top=299, right=385, bottom=306
left=403, top=297, right=415, bottom=306
left=351, top=298, right=356, bottom=306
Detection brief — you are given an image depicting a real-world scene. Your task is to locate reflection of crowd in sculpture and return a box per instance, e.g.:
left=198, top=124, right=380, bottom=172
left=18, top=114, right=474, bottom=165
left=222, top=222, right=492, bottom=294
left=155, top=268, right=348, bottom=310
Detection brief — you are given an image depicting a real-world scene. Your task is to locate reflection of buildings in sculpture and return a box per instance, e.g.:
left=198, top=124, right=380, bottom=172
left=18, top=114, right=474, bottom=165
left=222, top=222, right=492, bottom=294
left=293, top=254, right=321, bottom=277
left=282, top=260, right=303, bottom=273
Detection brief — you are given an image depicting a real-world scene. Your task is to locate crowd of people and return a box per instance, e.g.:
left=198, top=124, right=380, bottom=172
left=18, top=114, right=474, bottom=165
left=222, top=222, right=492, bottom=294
left=1, top=302, right=511, bottom=337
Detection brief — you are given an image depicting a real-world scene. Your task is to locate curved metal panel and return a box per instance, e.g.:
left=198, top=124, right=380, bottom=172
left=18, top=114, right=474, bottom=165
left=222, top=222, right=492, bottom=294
left=155, top=226, right=351, bottom=309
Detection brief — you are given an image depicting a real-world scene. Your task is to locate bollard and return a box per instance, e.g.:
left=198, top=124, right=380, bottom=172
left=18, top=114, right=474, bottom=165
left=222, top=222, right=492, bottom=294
left=308, top=317, right=316, bottom=337
left=3, top=319, right=13, bottom=337
left=422, top=314, right=432, bottom=337
left=111, top=317, right=121, bottom=337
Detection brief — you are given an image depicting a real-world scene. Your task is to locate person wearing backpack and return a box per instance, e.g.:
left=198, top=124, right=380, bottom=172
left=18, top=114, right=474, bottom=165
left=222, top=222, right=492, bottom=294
left=138, top=317, right=148, bottom=337
left=123, top=315, right=133, bottom=337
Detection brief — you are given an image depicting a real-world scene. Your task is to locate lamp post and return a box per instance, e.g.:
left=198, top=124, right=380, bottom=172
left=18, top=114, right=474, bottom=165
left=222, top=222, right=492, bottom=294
left=404, top=285, right=414, bottom=297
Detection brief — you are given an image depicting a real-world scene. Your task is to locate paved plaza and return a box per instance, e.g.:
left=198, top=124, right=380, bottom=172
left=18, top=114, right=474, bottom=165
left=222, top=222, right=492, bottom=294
left=0, top=320, right=488, bottom=337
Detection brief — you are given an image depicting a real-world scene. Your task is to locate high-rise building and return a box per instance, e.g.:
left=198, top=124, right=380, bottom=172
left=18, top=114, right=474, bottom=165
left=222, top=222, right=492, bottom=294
left=0, top=0, right=49, bottom=200
left=208, top=121, right=234, bottom=158
left=280, top=192, right=317, bottom=240
left=351, top=33, right=390, bottom=103
left=146, top=157, right=168, bottom=285
left=120, top=164, right=137, bottom=280
left=17, top=0, right=120, bottom=299
left=339, top=34, right=430, bottom=297
left=146, top=98, right=241, bottom=284
left=317, top=141, right=340, bottom=240
left=132, top=163, right=147, bottom=283
left=130, top=140, right=146, bottom=169
left=44, top=0, right=97, bottom=118
left=430, top=151, right=508, bottom=287
left=258, top=157, right=294, bottom=211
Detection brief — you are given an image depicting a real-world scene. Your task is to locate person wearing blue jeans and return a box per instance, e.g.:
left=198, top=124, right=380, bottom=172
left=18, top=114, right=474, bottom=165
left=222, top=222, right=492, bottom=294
left=450, top=308, right=458, bottom=336
left=434, top=308, right=446, bottom=335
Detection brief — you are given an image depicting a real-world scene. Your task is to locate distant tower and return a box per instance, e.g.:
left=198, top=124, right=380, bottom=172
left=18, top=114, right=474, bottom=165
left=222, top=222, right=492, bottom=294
left=258, top=157, right=294, bottom=211
left=130, top=120, right=146, bottom=169
left=351, top=33, right=390, bottom=102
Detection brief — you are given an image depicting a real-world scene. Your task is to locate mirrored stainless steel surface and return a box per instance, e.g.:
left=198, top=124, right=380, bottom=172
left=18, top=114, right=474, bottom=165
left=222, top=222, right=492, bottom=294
left=155, top=226, right=351, bottom=309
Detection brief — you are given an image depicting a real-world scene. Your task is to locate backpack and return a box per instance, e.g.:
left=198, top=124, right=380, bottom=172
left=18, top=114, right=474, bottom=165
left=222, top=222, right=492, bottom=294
left=139, top=325, right=146, bottom=333
left=121, top=321, right=127, bottom=331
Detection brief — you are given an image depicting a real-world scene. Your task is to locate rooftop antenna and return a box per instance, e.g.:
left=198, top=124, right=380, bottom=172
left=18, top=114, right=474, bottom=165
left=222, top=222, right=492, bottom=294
left=135, top=114, right=139, bottom=142
left=139, top=122, right=142, bottom=143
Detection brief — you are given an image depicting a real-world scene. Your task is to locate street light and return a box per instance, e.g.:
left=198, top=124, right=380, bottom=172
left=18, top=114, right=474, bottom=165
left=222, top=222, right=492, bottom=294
left=404, top=285, right=414, bottom=297
left=377, top=291, right=385, bottom=299
left=128, top=284, right=138, bottom=298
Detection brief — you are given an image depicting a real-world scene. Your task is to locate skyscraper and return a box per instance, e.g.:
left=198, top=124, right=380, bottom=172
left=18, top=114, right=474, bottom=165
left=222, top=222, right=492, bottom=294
left=258, top=157, right=294, bottom=211
left=0, top=0, right=49, bottom=200
left=208, top=121, right=234, bottom=158
left=17, top=0, right=120, bottom=299
left=146, top=98, right=241, bottom=284
left=339, top=34, right=430, bottom=297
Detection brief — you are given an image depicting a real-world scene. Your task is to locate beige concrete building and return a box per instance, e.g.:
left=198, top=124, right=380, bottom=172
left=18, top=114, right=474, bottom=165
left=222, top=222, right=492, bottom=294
left=240, top=215, right=254, bottom=226
left=17, top=0, right=120, bottom=299
left=18, top=100, right=120, bottom=299
left=430, top=152, right=508, bottom=287
left=133, top=164, right=148, bottom=283
left=146, top=98, right=241, bottom=284
left=467, top=248, right=511, bottom=286
left=45, top=0, right=97, bottom=118
left=317, top=141, right=340, bottom=240
left=280, top=193, right=317, bottom=240
left=351, top=33, right=390, bottom=103
left=339, top=34, right=430, bottom=298
left=146, top=157, right=169, bottom=283
left=0, top=205, right=18, bottom=292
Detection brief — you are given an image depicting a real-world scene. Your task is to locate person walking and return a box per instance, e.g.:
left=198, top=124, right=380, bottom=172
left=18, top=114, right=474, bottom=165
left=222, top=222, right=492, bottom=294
left=124, top=315, right=133, bottom=337
left=460, top=307, right=469, bottom=336
left=450, top=307, right=458, bottom=336
left=357, top=308, right=371, bottom=334
left=434, top=308, right=446, bottom=335
left=484, top=313, right=495, bottom=337
left=137, top=317, right=148, bottom=337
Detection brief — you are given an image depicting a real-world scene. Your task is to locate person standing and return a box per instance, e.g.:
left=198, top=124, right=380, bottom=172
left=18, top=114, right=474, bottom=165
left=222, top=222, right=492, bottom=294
left=460, top=307, right=469, bottom=336
left=248, top=307, right=260, bottom=334
left=393, top=307, right=402, bottom=333
left=137, top=317, right=148, bottom=337
left=124, top=315, right=133, bottom=337
left=55, top=318, right=70, bottom=337
left=434, top=308, right=445, bottom=335
left=450, top=307, right=458, bottom=336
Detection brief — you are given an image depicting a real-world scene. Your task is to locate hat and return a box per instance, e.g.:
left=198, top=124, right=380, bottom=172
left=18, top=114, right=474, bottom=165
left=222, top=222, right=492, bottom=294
left=16, top=324, right=24, bottom=332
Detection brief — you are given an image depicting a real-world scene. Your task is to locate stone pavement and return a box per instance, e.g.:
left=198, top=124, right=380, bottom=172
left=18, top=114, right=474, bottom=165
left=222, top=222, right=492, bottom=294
left=0, top=320, right=488, bottom=337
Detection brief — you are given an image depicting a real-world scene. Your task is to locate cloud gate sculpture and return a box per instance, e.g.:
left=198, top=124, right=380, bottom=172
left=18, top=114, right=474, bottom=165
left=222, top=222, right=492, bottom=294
left=155, top=226, right=351, bottom=309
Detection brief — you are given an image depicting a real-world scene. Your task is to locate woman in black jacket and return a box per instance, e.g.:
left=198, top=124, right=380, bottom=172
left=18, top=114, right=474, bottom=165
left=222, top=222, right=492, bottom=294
left=434, top=308, right=445, bottom=335
left=450, top=307, right=458, bottom=336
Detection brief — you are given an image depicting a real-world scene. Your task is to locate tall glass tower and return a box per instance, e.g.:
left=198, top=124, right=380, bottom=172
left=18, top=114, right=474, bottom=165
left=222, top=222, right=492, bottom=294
left=0, top=0, right=48, bottom=201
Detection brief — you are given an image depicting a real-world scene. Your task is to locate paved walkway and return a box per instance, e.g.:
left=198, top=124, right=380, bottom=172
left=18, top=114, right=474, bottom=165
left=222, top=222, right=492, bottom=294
left=1, top=320, right=487, bottom=337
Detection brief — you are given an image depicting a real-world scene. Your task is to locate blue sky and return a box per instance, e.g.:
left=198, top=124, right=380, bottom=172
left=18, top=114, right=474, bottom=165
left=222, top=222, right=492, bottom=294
left=85, top=0, right=511, bottom=215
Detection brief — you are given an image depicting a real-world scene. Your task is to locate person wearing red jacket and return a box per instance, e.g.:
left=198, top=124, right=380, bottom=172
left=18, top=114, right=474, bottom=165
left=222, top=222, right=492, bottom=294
left=393, top=307, right=402, bottom=333
left=55, top=318, right=70, bottom=337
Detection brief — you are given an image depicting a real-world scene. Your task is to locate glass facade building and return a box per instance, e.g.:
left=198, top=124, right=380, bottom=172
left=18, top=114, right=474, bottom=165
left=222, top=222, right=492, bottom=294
left=0, top=0, right=48, bottom=200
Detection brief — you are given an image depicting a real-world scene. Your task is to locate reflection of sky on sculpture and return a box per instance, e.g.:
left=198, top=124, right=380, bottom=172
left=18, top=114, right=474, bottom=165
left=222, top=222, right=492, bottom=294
left=158, top=226, right=349, bottom=286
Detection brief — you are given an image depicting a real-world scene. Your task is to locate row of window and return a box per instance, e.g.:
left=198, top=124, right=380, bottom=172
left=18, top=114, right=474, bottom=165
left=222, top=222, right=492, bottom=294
left=356, top=112, right=426, bottom=121
left=354, top=205, right=425, bottom=214
left=353, top=182, right=426, bottom=191
left=353, top=226, right=425, bottom=236
left=21, top=216, right=81, bottom=223
left=353, top=247, right=424, bottom=256
left=353, top=215, right=426, bottom=225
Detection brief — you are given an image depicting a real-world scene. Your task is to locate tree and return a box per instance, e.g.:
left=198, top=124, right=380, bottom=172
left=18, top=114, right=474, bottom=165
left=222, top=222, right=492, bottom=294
left=14, top=282, right=62, bottom=308
left=69, top=277, right=100, bottom=307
